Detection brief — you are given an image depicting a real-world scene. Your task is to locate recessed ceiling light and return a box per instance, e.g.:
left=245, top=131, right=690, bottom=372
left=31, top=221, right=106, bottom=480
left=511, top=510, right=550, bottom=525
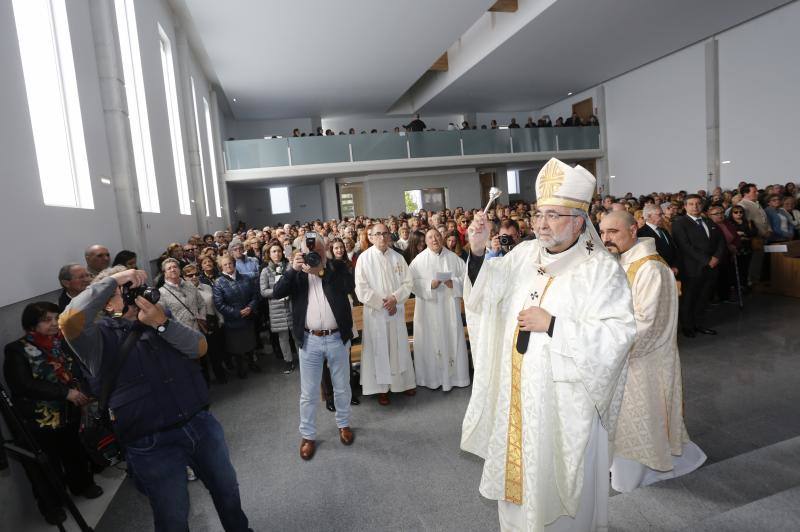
left=100, top=178, right=111, bottom=185
left=567, top=92, right=573, bottom=96
left=609, top=175, right=616, bottom=179
left=232, top=98, right=237, bottom=102
left=721, top=160, right=731, bottom=164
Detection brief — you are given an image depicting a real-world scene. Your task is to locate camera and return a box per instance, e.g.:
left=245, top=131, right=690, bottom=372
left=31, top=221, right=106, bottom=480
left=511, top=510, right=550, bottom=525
left=121, top=282, right=160, bottom=306
left=499, top=234, right=515, bottom=247
left=303, top=231, right=321, bottom=267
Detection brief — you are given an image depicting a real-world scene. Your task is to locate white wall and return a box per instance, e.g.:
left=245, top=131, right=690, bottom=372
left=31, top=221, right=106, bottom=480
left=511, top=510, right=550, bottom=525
left=604, top=43, right=708, bottom=196
left=226, top=117, right=314, bottom=139
left=718, top=0, right=800, bottom=189
left=321, top=114, right=462, bottom=134
left=358, top=170, right=482, bottom=217
left=229, top=183, right=324, bottom=228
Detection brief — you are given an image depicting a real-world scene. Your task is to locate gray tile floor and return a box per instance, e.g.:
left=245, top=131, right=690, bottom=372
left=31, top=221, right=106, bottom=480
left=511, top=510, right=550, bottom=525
left=95, top=293, right=800, bottom=532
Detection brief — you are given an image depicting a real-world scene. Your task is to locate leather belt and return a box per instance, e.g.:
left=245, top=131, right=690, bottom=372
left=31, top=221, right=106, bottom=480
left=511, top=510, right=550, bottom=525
left=304, top=328, right=339, bottom=337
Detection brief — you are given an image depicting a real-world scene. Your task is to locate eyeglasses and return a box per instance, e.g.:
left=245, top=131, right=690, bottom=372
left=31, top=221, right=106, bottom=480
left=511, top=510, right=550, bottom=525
left=532, top=211, right=581, bottom=222
left=184, top=273, right=198, bottom=278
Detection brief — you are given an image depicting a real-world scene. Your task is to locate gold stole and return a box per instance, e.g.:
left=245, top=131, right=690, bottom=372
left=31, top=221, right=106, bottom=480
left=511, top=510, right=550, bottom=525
left=625, top=254, right=667, bottom=287
left=504, top=274, right=555, bottom=505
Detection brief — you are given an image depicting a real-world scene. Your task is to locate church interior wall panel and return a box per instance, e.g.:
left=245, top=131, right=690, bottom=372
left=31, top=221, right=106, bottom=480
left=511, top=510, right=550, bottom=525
left=604, top=43, right=707, bottom=196
left=717, top=0, right=800, bottom=190
left=360, top=170, right=481, bottom=218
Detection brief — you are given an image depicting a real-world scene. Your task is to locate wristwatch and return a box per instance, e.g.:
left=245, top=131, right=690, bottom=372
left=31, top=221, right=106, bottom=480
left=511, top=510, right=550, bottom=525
left=156, top=319, right=170, bottom=334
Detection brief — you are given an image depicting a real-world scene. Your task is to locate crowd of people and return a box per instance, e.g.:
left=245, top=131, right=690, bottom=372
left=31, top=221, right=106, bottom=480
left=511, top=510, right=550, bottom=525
left=5, top=164, right=798, bottom=529
left=261, top=112, right=602, bottom=139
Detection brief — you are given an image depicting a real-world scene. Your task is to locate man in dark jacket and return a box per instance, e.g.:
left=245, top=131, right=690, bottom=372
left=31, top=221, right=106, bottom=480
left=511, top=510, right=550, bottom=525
left=59, top=266, right=251, bottom=532
left=637, top=204, right=679, bottom=274
left=404, top=113, right=426, bottom=132
left=272, top=236, right=355, bottom=461
left=671, top=195, right=726, bottom=338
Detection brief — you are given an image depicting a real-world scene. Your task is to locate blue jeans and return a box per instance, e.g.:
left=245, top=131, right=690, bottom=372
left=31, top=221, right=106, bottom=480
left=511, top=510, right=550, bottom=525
left=299, top=331, right=352, bottom=439
left=125, top=410, right=250, bottom=532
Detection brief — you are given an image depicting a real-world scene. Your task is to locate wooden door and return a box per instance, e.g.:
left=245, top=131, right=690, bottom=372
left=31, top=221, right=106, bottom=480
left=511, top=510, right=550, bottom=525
left=479, top=172, right=495, bottom=206
left=572, top=98, right=593, bottom=122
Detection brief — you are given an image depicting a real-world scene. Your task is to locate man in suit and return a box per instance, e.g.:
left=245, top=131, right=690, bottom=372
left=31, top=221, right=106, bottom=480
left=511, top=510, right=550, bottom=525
left=272, top=234, right=356, bottom=460
left=638, top=204, right=679, bottom=276
left=671, top=195, right=726, bottom=338
left=57, top=263, right=91, bottom=312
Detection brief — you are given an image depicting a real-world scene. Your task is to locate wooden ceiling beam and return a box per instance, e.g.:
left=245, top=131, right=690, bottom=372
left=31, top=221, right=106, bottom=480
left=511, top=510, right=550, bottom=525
left=489, top=0, right=518, bottom=13
left=429, top=52, right=448, bottom=72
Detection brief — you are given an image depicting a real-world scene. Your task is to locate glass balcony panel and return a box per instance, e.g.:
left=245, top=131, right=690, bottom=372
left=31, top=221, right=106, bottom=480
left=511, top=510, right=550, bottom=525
left=509, top=128, right=538, bottom=153
left=351, top=132, right=408, bottom=161
left=225, top=138, right=289, bottom=169
left=537, top=128, right=557, bottom=152
left=461, top=129, right=511, bottom=155
left=407, top=130, right=461, bottom=158
left=556, top=126, right=600, bottom=151
left=288, top=135, right=351, bottom=165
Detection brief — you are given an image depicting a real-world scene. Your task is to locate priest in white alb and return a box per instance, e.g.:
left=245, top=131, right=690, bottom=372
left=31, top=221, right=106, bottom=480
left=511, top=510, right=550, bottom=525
left=409, top=228, right=470, bottom=392
left=599, top=211, right=706, bottom=493
left=354, top=223, right=416, bottom=405
left=462, top=158, right=636, bottom=532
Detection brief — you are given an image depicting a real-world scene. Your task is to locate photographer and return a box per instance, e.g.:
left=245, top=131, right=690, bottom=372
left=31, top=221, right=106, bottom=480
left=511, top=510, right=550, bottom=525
left=59, top=266, right=251, bottom=532
left=272, top=233, right=356, bottom=461
left=485, top=219, right=521, bottom=259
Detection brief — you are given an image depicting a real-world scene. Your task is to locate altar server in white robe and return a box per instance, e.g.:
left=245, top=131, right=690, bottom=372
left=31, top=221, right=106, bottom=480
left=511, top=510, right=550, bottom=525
left=462, top=158, right=636, bottom=532
left=409, top=229, right=470, bottom=391
left=600, top=211, right=706, bottom=493
left=354, top=223, right=416, bottom=405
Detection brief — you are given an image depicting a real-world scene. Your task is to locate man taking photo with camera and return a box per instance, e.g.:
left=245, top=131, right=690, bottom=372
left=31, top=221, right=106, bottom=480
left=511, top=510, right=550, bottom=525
left=485, top=219, right=521, bottom=259
left=272, top=233, right=356, bottom=461
left=59, top=266, right=251, bottom=532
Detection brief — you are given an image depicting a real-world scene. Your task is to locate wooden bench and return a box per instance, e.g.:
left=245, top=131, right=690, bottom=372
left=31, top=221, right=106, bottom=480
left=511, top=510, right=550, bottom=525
left=350, top=297, right=470, bottom=365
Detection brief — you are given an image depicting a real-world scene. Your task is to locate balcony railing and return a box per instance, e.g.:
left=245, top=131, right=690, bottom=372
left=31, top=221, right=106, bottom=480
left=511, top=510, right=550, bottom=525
left=224, top=126, right=600, bottom=171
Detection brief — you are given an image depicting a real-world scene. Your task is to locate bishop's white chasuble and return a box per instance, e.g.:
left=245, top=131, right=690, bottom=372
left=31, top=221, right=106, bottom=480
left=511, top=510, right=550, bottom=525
left=462, top=234, right=636, bottom=531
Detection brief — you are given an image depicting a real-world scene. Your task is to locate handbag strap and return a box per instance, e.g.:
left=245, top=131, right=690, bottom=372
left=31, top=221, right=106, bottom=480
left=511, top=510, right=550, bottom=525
left=162, top=284, right=198, bottom=318
left=98, top=323, right=144, bottom=417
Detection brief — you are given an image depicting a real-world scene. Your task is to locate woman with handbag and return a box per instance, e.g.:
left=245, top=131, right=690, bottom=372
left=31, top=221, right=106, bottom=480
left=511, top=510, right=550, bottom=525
left=3, top=302, right=102, bottom=525
left=260, top=243, right=296, bottom=374
left=158, top=259, right=208, bottom=381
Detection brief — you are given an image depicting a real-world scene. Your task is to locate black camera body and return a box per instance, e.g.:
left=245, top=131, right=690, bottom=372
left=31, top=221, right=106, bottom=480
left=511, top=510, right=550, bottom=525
left=121, top=282, right=160, bottom=306
left=499, top=234, right=515, bottom=248
left=303, top=231, right=321, bottom=267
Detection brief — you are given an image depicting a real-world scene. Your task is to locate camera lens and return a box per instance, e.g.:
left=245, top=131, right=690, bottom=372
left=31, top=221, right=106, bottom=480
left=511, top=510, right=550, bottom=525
left=304, top=252, right=321, bottom=267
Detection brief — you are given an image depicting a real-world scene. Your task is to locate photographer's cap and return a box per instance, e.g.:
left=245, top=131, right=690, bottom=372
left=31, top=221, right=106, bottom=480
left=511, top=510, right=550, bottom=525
left=535, top=158, right=595, bottom=212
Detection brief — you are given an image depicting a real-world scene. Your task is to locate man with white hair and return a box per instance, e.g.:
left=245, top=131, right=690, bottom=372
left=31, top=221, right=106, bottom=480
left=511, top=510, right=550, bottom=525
left=600, top=211, right=706, bottom=493
left=638, top=203, right=679, bottom=275
left=463, top=158, right=636, bottom=531
left=409, top=229, right=470, bottom=392
left=355, top=223, right=416, bottom=405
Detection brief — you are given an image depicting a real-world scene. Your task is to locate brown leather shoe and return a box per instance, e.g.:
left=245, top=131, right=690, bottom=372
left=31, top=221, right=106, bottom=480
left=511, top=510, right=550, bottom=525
left=378, top=393, right=390, bottom=406
left=339, top=427, right=354, bottom=446
left=403, top=388, right=417, bottom=396
left=300, top=438, right=316, bottom=461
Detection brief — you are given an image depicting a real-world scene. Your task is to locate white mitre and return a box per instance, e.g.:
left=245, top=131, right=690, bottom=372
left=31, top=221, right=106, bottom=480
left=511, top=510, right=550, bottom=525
left=536, top=158, right=596, bottom=212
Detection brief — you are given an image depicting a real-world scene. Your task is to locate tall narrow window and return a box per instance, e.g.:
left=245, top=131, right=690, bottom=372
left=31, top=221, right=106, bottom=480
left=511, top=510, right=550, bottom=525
left=203, top=96, right=222, bottom=217
left=158, top=24, right=190, bottom=215
left=190, top=77, right=210, bottom=216
left=114, top=0, right=159, bottom=212
left=12, top=0, right=93, bottom=209
left=270, top=187, right=291, bottom=214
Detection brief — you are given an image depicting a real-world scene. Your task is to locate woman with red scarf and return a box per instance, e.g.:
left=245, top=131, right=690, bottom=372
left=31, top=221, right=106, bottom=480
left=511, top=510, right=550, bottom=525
left=3, top=302, right=102, bottom=525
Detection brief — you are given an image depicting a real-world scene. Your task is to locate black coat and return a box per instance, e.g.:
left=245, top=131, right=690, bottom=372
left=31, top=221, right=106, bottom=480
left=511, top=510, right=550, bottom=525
left=271, top=261, right=355, bottom=349
left=671, top=215, right=726, bottom=278
left=637, top=224, right=679, bottom=269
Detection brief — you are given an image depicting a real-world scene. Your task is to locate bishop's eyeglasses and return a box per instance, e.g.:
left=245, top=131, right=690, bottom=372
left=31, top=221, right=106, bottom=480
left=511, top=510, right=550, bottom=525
left=532, top=211, right=581, bottom=222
